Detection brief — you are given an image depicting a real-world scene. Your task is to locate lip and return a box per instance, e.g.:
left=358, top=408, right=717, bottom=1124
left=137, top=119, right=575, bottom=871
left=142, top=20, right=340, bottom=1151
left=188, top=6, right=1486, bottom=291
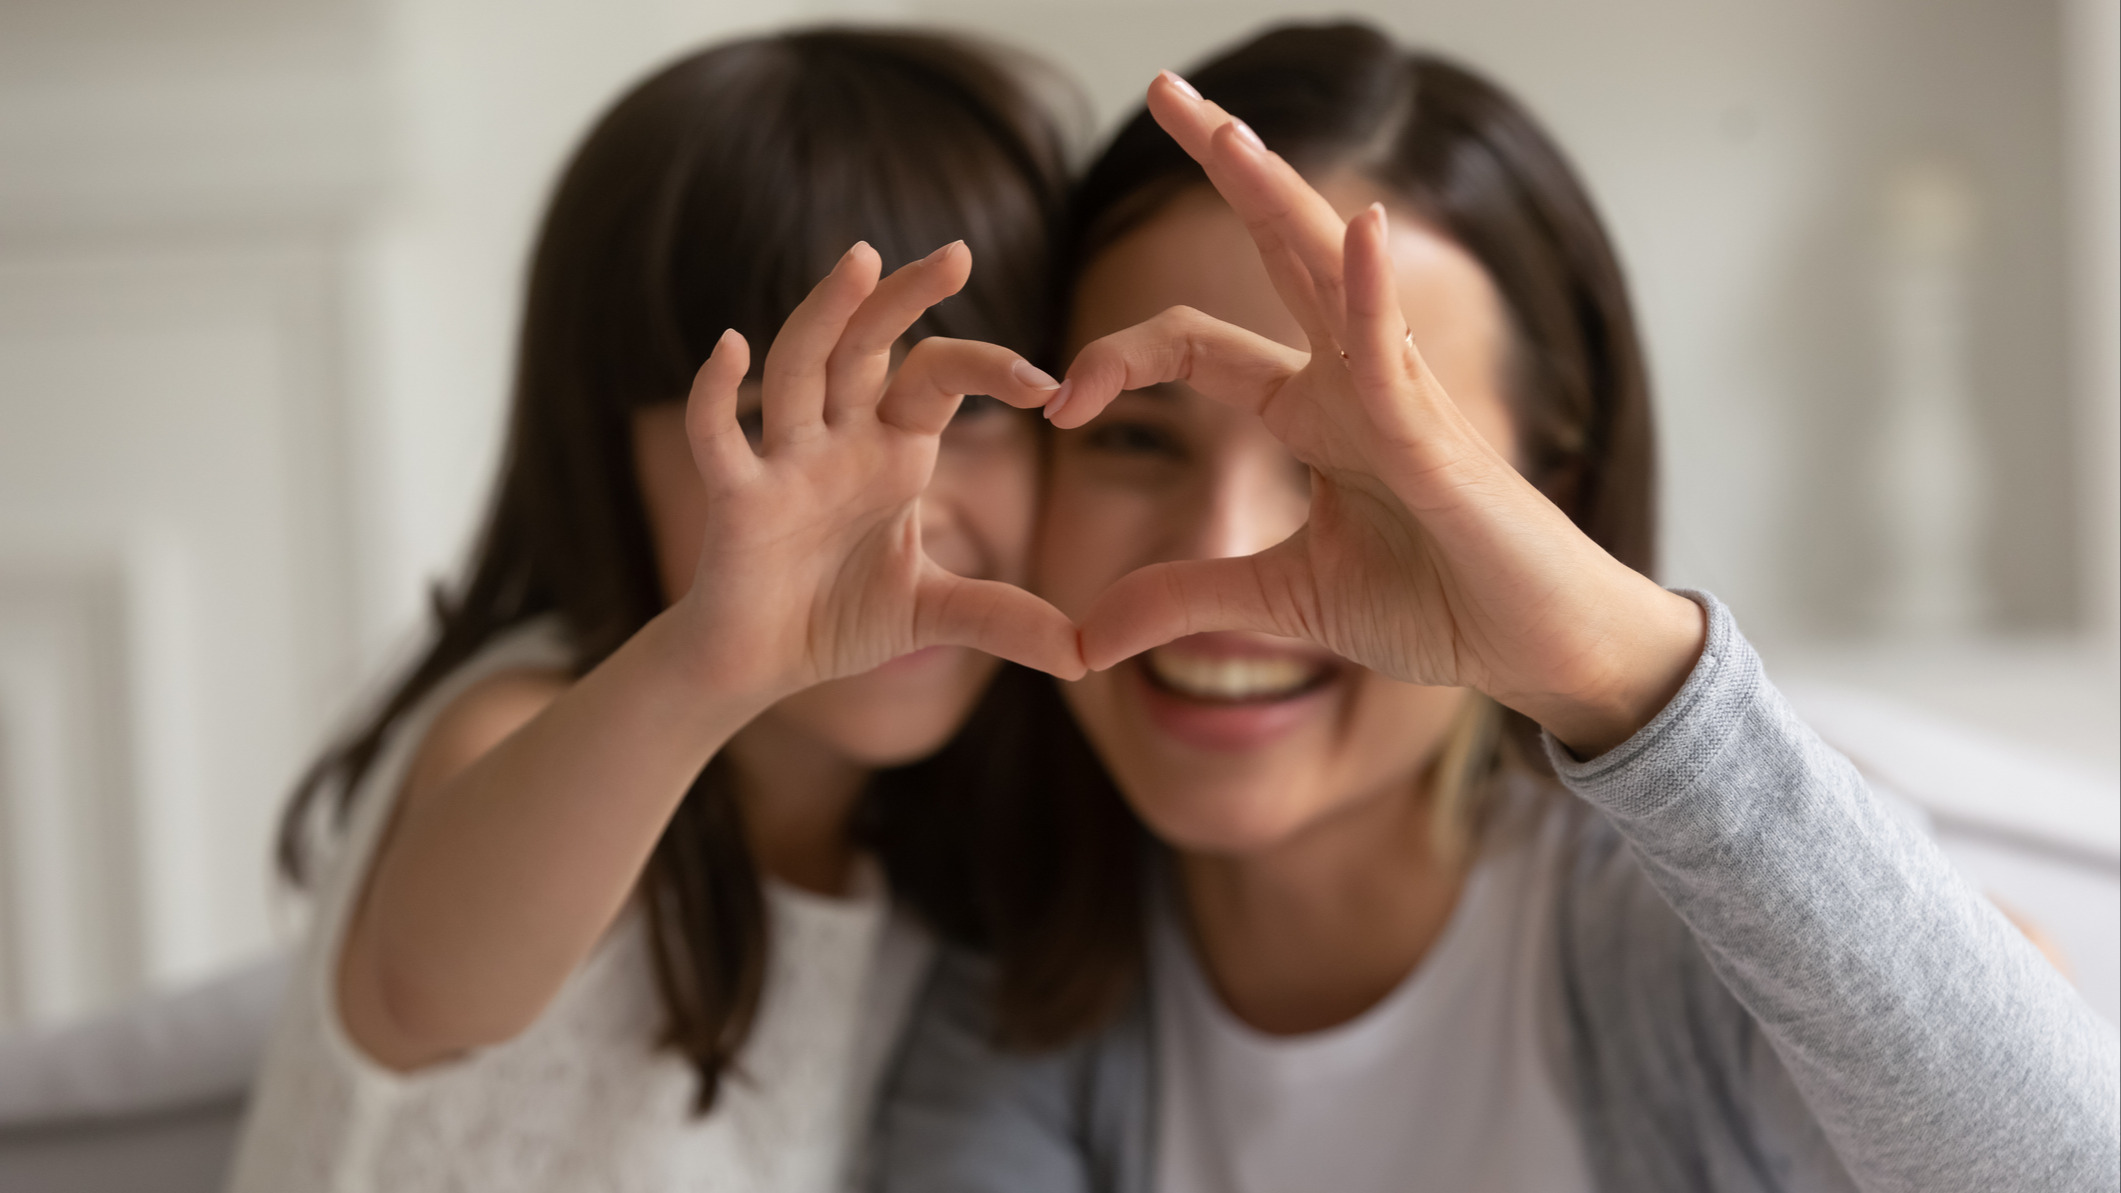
left=1127, top=633, right=1341, bottom=752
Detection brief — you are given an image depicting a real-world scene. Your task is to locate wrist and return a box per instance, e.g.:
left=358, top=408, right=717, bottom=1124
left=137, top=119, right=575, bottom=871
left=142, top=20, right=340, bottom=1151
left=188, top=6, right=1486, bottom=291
left=639, top=597, right=795, bottom=722
left=1515, top=586, right=1707, bottom=760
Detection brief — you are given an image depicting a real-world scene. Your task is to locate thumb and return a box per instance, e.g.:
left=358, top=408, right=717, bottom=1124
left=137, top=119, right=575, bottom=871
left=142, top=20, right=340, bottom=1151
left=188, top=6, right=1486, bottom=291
left=913, top=568, right=1086, bottom=681
left=1077, top=540, right=1317, bottom=671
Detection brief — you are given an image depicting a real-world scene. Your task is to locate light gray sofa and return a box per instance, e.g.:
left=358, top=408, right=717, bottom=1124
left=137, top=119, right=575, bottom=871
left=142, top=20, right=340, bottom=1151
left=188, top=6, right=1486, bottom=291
left=0, top=953, right=289, bottom=1193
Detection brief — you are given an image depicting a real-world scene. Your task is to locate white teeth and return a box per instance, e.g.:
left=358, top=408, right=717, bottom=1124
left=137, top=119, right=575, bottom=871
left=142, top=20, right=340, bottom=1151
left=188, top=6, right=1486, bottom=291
left=1145, top=649, right=1323, bottom=702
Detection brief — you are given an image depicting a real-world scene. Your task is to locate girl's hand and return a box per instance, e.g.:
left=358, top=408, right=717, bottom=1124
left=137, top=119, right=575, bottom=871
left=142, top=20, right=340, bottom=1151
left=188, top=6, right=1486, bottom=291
left=1055, top=74, right=1701, bottom=756
left=342, top=242, right=1075, bottom=1071
left=678, top=241, right=1085, bottom=700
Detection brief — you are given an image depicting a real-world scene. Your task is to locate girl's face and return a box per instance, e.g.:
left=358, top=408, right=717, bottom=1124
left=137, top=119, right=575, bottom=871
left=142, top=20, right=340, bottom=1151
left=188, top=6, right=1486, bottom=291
left=1044, top=178, right=1520, bottom=857
left=634, top=389, right=1037, bottom=767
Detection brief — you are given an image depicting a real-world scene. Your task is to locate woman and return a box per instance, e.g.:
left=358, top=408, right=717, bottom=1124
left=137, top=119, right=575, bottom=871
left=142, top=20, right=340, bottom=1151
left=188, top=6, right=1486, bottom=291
left=874, top=24, right=2118, bottom=1193
left=229, top=30, right=1082, bottom=1192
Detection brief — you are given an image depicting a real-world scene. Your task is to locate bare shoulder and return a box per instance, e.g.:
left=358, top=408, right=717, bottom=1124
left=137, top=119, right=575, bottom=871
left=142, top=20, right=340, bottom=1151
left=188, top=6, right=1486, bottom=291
left=398, top=668, right=571, bottom=813
left=340, top=668, right=569, bottom=1070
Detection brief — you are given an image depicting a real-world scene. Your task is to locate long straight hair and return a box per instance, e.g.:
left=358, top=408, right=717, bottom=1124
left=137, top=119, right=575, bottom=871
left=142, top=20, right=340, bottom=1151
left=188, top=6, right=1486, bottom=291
left=277, top=28, right=1071, bottom=1110
left=937, top=21, right=1661, bottom=1048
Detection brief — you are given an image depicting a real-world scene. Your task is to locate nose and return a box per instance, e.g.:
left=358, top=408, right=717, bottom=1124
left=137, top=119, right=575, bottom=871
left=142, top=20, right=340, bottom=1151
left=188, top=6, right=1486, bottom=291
left=1178, top=436, right=1309, bottom=562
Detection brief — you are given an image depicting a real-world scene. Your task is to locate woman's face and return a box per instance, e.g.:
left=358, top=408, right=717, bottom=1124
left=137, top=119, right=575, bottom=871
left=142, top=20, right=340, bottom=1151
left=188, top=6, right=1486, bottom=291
left=1044, top=177, right=1519, bottom=857
left=634, top=388, right=1037, bottom=767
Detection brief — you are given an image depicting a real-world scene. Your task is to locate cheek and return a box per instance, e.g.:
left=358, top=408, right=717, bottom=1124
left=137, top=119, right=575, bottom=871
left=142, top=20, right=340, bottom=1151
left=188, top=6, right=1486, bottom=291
left=640, top=465, right=708, bottom=605
left=1334, top=679, right=1469, bottom=802
left=657, top=496, right=706, bottom=602
left=932, top=421, right=1040, bottom=583
left=763, top=648, right=1000, bottom=767
left=1033, top=468, right=1158, bottom=619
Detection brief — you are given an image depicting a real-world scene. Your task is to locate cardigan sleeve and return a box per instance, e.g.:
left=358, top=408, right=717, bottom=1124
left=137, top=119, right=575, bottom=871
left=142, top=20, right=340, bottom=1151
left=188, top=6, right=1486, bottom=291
left=1547, top=591, right=2120, bottom=1193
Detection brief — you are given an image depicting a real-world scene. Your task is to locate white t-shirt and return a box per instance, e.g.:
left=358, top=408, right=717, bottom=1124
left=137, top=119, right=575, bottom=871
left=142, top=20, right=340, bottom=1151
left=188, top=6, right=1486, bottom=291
left=228, top=622, right=933, bottom=1193
left=1150, top=788, right=1593, bottom=1193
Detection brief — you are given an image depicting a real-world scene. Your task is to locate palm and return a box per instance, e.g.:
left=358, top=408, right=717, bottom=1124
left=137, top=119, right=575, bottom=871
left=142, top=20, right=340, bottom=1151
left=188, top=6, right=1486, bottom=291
left=695, top=425, right=934, bottom=684
left=1216, top=359, right=1546, bottom=695
left=675, top=242, right=1082, bottom=701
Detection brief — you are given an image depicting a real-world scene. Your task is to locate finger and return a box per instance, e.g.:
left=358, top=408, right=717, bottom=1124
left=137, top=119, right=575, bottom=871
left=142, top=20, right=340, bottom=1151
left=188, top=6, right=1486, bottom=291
left=1254, top=231, right=1336, bottom=349
left=1145, top=75, right=1337, bottom=335
left=877, top=337, right=1062, bottom=436
left=1339, top=203, right=1482, bottom=457
left=913, top=568, right=1086, bottom=681
left=1076, top=540, right=1317, bottom=671
left=1341, top=204, right=1415, bottom=391
left=1207, top=122, right=1351, bottom=337
left=760, top=242, right=881, bottom=448
left=1049, top=305, right=1303, bottom=430
left=684, top=329, right=758, bottom=484
left=1147, top=75, right=1350, bottom=341
left=824, top=241, right=972, bottom=423
left=1143, top=70, right=1233, bottom=161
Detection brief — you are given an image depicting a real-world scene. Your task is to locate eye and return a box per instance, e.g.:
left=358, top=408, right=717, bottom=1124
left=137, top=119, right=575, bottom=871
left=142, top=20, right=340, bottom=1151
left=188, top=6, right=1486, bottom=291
left=1081, top=418, right=1184, bottom=460
left=951, top=393, right=1006, bottom=423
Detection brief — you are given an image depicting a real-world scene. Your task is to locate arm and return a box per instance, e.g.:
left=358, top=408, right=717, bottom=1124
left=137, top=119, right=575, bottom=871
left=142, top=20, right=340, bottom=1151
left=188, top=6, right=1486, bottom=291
left=338, top=615, right=764, bottom=1068
left=339, top=241, right=1082, bottom=1070
left=1056, top=72, right=2117, bottom=1191
left=1553, top=592, right=2119, bottom=1193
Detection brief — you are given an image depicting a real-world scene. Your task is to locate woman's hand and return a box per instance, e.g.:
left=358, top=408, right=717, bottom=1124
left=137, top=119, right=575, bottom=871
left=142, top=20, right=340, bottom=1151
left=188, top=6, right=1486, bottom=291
left=1054, top=74, right=1700, bottom=756
left=676, top=240, right=1085, bottom=698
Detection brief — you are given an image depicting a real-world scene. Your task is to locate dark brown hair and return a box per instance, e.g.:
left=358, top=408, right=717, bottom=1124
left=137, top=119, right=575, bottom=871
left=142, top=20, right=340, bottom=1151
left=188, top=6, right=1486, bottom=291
left=277, top=27, right=1071, bottom=1110
left=945, top=20, right=1660, bottom=1047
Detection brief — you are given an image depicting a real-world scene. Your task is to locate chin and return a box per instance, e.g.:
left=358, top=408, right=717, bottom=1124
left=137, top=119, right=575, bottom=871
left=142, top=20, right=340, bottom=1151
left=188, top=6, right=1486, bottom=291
left=1129, top=778, right=1325, bottom=857
left=776, top=646, right=998, bottom=768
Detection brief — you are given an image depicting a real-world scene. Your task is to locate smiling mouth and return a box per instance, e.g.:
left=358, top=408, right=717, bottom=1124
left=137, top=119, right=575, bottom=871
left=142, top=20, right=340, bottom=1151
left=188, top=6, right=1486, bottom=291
left=1142, top=643, right=1337, bottom=704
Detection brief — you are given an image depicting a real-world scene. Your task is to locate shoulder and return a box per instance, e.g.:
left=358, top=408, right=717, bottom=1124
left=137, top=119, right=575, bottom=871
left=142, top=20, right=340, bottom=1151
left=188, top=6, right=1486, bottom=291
left=871, top=943, right=1151, bottom=1193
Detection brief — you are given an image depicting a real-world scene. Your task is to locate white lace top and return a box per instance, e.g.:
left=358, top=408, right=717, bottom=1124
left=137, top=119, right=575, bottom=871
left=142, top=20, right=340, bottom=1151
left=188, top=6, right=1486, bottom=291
left=227, top=623, right=934, bottom=1193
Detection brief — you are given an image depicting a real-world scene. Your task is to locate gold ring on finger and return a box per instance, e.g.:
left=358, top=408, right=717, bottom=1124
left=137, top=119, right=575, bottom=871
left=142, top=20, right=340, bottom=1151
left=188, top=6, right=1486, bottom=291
left=1337, top=330, right=1414, bottom=369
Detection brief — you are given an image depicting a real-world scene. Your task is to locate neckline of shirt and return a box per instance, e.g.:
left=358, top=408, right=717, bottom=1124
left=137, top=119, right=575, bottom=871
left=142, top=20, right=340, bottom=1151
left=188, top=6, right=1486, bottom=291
left=1153, top=823, right=1539, bottom=1073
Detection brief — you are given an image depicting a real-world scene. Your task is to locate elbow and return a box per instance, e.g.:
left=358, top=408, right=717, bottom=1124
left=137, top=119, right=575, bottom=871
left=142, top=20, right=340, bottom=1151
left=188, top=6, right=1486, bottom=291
left=343, top=944, right=538, bottom=1072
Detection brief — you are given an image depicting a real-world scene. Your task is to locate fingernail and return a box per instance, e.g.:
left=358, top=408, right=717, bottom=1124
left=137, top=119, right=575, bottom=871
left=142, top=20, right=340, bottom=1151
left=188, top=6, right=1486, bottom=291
left=1229, top=119, right=1265, bottom=152
left=924, top=240, right=963, bottom=264
left=1161, top=70, right=1202, bottom=100
left=1042, top=380, right=1074, bottom=422
left=1370, top=201, right=1388, bottom=234
left=1011, top=359, right=1061, bottom=390
left=841, top=241, right=870, bottom=265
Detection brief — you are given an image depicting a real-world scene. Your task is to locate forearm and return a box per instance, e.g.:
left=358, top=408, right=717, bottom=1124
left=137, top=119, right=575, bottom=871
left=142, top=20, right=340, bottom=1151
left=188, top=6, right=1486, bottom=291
left=1551, top=592, right=2119, bottom=1192
left=346, top=606, right=771, bottom=1064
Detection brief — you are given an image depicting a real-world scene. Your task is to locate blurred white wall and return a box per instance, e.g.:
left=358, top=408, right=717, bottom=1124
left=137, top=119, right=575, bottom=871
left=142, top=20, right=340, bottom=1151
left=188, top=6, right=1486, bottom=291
left=0, top=0, right=2114, bottom=1026
left=0, top=0, right=387, bottom=1024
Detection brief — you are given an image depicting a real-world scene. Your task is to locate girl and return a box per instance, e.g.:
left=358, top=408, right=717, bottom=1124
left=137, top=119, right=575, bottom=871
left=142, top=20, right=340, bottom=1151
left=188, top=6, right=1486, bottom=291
left=875, top=24, right=2119, bottom=1193
left=229, top=29, right=1082, bottom=1193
